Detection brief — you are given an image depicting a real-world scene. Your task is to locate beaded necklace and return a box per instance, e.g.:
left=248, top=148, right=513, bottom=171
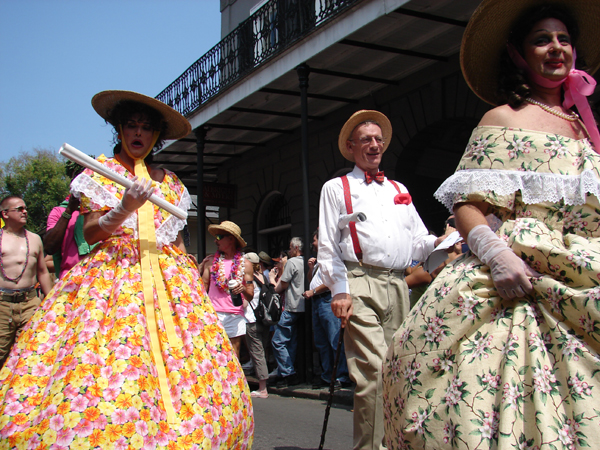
left=525, top=98, right=579, bottom=122
left=0, top=228, right=29, bottom=283
left=211, top=251, right=244, bottom=291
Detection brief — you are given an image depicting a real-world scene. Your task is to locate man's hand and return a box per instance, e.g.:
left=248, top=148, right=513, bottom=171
left=331, top=293, right=353, bottom=328
left=66, top=194, right=80, bottom=215
left=307, top=257, right=316, bottom=271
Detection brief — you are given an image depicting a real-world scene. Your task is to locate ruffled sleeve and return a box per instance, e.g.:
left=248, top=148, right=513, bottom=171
left=434, top=126, right=600, bottom=212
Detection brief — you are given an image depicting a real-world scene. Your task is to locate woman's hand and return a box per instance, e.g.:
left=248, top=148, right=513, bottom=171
left=121, top=176, right=155, bottom=212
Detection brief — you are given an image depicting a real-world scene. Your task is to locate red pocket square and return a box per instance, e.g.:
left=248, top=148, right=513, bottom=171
left=394, top=193, right=412, bottom=205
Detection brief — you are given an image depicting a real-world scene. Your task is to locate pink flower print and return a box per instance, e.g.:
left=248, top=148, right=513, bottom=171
left=111, top=409, right=128, bottom=425
left=444, top=377, right=464, bottom=407
left=136, top=420, right=149, bottom=436
left=533, top=365, right=557, bottom=394
left=410, top=409, right=428, bottom=435
left=74, top=419, right=94, bottom=437
left=568, top=375, right=592, bottom=397
left=150, top=406, right=163, bottom=422
left=49, top=415, right=65, bottom=431
left=558, top=418, right=580, bottom=449
left=180, top=420, right=195, bottom=436
left=55, top=428, right=76, bottom=446
left=443, top=421, right=457, bottom=444
left=4, top=401, right=23, bottom=416
left=394, top=193, right=412, bottom=205
left=123, top=365, right=140, bottom=380
left=126, top=406, right=140, bottom=422
left=502, top=383, right=521, bottom=410
left=479, top=411, right=499, bottom=440
left=562, top=334, right=583, bottom=361
left=155, top=431, right=169, bottom=446
left=71, top=394, right=89, bottom=412
left=115, top=345, right=132, bottom=360
left=199, top=396, right=210, bottom=409
left=216, top=353, right=228, bottom=366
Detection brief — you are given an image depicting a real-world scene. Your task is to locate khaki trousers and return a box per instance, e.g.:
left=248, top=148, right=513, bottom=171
left=345, top=262, right=409, bottom=450
left=0, top=291, right=41, bottom=368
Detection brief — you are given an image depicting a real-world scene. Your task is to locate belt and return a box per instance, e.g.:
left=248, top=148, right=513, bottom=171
left=345, top=261, right=405, bottom=277
left=313, top=291, right=331, bottom=301
left=0, top=289, right=37, bottom=303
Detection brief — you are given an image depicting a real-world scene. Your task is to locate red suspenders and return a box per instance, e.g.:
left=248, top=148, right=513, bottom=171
left=340, top=175, right=402, bottom=262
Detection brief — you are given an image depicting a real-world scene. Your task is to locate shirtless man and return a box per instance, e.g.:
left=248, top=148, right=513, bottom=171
left=0, top=195, right=53, bottom=368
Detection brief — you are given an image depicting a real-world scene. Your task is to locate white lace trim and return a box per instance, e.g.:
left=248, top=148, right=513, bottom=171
left=71, top=173, right=190, bottom=247
left=434, top=169, right=600, bottom=211
left=155, top=187, right=190, bottom=246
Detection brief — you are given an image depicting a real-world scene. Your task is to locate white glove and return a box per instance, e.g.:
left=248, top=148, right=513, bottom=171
left=98, top=177, right=155, bottom=234
left=467, top=224, right=537, bottom=299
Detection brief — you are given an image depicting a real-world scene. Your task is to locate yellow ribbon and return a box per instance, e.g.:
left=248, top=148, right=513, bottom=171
left=120, top=127, right=181, bottom=426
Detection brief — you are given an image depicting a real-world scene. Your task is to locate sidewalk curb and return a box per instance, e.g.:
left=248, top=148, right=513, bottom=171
left=245, top=376, right=354, bottom=407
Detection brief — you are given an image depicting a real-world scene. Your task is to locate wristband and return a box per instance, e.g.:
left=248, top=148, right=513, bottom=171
left=61, top=211, right=72, bottom=220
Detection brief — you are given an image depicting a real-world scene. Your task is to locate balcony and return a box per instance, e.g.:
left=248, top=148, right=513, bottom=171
left=156, top=0, right=359, bottom=118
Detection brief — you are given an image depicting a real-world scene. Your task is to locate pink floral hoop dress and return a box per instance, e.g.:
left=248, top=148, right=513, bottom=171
left=383, top=126, right=600, bottom=449
left=0, top=155, right=253, bottom=449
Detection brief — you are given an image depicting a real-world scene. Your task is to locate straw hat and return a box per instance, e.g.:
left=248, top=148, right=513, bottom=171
left=461, top=0, right=600, bottom=106
left=338, top=110, right=392, bottom=162
left=208, top=221, right=247, bottom=248
left=92, top=90, right=192, bottom=140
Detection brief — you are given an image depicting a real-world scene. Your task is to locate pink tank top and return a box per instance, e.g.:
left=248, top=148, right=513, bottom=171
left=208, top=258, right=244, bottom=315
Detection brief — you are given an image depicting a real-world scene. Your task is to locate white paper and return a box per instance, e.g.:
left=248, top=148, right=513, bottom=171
left=423, top=231, right=463, bottom=273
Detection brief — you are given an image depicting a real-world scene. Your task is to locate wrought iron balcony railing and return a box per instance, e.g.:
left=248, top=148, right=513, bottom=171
left=156, top=0, right=359, bottom=117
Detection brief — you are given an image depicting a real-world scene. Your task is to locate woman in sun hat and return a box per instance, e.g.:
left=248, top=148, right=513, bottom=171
left=0, top=90, right=253, bottom=448
left=201, top=220, right=254, bottom=359
left=383, top=0, right=600, bottom=448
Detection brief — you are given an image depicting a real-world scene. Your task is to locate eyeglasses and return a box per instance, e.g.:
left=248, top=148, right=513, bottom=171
left=350, top=136, right=385, bottom=146
left=215, top=234, right=230, bottom=241
left=3, top=206, right=27, bottom=213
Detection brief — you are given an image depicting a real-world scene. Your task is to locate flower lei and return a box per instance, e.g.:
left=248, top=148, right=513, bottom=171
left=211, top=251, right=244, bottom=291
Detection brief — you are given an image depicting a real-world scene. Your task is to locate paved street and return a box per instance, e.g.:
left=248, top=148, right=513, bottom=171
left=251, top=393, right=353, bottom=449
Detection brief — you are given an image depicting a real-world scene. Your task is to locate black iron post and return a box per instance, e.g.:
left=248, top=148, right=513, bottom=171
left=194, top=127, right=207, bottom=258
left=296, top=62, right=312, bottom=383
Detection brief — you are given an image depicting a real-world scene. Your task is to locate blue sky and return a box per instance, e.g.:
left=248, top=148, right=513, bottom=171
left=0, top=0, right=221, bottom=164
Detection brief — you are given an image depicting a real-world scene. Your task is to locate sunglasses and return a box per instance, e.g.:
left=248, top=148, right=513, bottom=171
left=215, top=234, right=230, bottom=241
left=3, top=206, right=27, bottom=213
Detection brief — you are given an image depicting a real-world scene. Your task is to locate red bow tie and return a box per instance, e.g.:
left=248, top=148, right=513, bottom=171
left=365, top=171, right=384, bottom=184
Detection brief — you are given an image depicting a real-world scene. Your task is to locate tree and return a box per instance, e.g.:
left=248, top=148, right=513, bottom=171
left=0, top=148, right=71, bottom=235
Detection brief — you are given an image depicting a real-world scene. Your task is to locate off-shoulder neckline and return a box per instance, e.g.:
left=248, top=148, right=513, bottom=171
left=473, top=125, right=588, bottom=143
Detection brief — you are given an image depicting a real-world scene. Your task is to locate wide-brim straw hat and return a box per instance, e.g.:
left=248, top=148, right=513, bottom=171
left=461, top=0, right=600, bottom=106
left=338, top=110, right=392, bottom=162
left=92, top=90, right=192, bottom=140
left=208, top=221, right=247, bottom=248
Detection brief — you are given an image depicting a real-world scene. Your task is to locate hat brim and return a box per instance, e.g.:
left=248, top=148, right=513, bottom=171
left=338, top=110, right=392, bottom=162
left=208, top=223, right=247, bottom=248
left=92, top=90, right=192, bottom=140
left=461, top=0, right=600, bottom=106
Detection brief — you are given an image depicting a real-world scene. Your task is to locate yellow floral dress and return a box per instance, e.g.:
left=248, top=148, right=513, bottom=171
left=383, top=126, right=600, bottom=449
left=0, top=155, right=253, bottom=449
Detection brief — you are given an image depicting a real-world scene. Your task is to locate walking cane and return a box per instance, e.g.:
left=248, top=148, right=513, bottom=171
left=318, top=325, right=345, bottom=450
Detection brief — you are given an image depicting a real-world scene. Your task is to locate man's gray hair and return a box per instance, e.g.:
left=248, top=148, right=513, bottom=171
left=290, top=236, right=303, bottom=251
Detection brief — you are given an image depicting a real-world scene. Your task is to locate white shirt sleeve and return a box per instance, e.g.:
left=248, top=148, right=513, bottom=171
left=317, top=166, right=437, bottom=297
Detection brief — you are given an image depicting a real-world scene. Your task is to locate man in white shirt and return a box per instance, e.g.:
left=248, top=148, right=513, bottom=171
left=318, top=110, right=444, bottom=450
